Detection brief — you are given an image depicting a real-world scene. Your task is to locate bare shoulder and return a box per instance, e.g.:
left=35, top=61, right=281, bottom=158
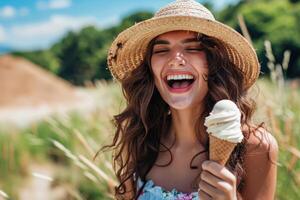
left=244, top=126, right=278, bottom=158
left=241, top=127, right=278, bottom=199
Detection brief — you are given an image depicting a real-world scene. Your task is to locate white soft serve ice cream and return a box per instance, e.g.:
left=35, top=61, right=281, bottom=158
left=204, top=99, right=243, bottom=143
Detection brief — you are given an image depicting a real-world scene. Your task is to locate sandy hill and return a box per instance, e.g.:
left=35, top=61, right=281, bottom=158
left=0, top=55, right=78, bottom=108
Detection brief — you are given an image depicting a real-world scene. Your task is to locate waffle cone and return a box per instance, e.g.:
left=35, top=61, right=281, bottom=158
left=209, top=135, right=237, bottom=166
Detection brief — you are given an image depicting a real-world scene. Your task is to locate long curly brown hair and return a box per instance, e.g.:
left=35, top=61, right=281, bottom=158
left=101, top=32, right=262, bottom=200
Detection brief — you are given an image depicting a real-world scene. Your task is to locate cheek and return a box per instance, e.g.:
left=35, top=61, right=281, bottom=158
left=151, top=55, right=167, bottom=68
left=189, top=53, right=208, bottom=68
left=150, top=58, right=164, bottom=79
left=151, top=66, right=160, bottom=81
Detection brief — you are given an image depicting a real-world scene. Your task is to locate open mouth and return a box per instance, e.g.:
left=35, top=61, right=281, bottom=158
left=165, top=74, right=195, bottom=90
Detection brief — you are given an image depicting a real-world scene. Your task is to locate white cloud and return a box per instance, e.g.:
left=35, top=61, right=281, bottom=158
left=0, top=6, right=30, bottom=18
left=37, top=0, right=72, bottom=10
left=0, top=26, right=6, bottom=42
left=49, top=0, right=71, bottom=9
left=0, top=6, right=16, bottom=18
left=11, top=15, right=96, bottom=38
left=6, top=15, right=98, bottom=49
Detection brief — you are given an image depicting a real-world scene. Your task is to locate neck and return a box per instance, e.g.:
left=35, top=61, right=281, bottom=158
left=167, top=106, right=205, bottom=150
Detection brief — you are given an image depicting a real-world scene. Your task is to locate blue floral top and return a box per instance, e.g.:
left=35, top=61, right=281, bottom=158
left=137, top=178, right=199, bottom=200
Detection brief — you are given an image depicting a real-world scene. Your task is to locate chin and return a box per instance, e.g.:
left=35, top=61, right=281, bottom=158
left=168, top=101, right=194, bottom=110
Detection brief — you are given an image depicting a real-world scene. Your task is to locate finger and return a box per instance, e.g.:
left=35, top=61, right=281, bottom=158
left=198, top=189, right=212, bottom=200
left=198, top=179, right=220, bottom=198
left=201, top=170, right=234, bottom=193
left=202, top=160, right=236, bottom=184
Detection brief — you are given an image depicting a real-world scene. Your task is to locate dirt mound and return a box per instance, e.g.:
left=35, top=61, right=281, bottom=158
left=0, top=55, right=77, bottom=108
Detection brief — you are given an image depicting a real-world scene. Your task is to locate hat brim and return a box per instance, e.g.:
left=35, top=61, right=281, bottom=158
left=108, top=15, right=260, bottom=89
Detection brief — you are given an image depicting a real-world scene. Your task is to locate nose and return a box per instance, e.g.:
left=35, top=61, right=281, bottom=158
left=168, top=52, right=186, bottom=68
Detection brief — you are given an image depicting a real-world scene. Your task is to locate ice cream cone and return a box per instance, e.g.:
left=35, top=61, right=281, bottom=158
left=209, top=135, right=237, bottom=166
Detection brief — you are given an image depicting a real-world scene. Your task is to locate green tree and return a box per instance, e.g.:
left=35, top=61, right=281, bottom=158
left=218, top=0, right=300, bottom=78
left=10, top=12, right=153, bottom=84
left=53, top=12, right=153, bottom=85
left=53, top=26, right=105, bottom=85
left=12, top=50, right=60, bottom=74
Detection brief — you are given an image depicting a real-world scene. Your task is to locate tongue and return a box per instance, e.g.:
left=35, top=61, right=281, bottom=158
left=172, top=80, right=191, bottom=89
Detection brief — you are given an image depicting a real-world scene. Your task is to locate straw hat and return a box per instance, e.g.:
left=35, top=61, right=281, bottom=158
left=107, top=0, right=260, bottom=89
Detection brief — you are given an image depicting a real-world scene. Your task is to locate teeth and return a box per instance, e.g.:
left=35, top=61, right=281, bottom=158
left=167, top=74, right=194, bottom=81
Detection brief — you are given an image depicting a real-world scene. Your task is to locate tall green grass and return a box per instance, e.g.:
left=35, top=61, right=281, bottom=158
left=0, top=77, right=299, bottom=199
left=0, top=82, right=123, bottom=199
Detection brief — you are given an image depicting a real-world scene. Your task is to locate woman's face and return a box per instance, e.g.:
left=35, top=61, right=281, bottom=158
left=150, top=30, right=209, bottom=110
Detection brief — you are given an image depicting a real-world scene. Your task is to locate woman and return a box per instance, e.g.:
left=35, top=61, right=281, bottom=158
left=105, top=0, right=278, bottom=199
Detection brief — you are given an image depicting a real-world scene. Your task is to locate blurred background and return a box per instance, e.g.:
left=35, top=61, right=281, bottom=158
left=0, top=0, right=299, bottom=199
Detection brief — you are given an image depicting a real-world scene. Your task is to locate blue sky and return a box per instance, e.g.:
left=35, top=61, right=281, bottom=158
left=0, top=0, right=238, bottom=51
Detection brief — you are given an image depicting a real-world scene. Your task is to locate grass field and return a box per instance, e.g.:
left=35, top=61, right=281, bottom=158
left=0, top=78, right=300, bottom=200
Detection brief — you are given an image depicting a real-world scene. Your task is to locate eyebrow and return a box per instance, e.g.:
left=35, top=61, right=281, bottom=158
left=153, top=37, right=200, bottom=46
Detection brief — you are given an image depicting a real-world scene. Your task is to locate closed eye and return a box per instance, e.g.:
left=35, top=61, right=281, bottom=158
left=186, top=48, right=203, bottom=52
left=153, top=49, right=169, bottom=54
